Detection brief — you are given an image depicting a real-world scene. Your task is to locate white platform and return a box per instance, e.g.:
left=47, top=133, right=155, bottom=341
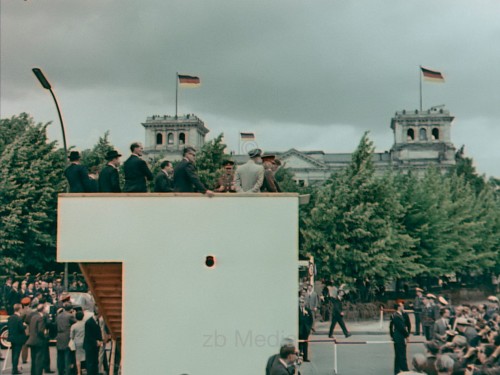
left=57, top=193, right=299, bottom=375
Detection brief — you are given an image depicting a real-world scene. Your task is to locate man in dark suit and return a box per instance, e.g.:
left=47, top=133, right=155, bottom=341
left=328, top=290, right=351, bottom=339
left=7, top=304, right=28, bottom=374
left=26, top=304, right=47, bottom=375
left=389, top=302, right=410, bottom=375
left=55, top=304, right=76, bottom=375
left=298, top=297, right=313, bottom=362
left=269, top=343, right=300, bottom=375
left=173, top=146, right=214, bottom=196
left=84, top=311, right=103, bottom=375
left=154, top=160, right=174, bottom=192
left=99, top=149, right=122, bottom=192
left=123, top=142, right=153, bottom=192
left=64, top=151, right=93, bottom=193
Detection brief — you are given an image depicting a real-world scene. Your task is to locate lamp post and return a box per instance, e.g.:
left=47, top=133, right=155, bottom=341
left=32, top=67, right=69, bottom=291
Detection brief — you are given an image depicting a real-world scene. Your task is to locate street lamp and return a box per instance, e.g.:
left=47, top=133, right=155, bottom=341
left=32, top=67, right=69, bottom=291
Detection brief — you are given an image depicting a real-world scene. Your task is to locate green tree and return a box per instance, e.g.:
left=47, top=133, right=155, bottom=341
left=301, top=133, right=420, bottom=300
left=0, top=113, right=29, bottom=155
left=195, top=134, right=228, bottom=189
left=81, top=131, right=116, bottom=170
left=0, top=115, right=65, bottom=273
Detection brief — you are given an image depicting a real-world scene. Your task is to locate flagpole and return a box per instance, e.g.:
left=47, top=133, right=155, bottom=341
left=419, top=66, right=423, bottom=111
left=175, top=72, right=179, bottom=118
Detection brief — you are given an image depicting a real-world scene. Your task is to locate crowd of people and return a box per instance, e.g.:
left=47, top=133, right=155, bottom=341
left=65, top=143, right=283, bottom=195
left=1, top=275, right=110, bottom=375
left=266, top=283, right=500, bottom=375
left=392, top=289, right=500, bottom=375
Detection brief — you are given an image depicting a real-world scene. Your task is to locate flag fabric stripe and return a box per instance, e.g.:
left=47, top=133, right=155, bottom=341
left=421, top=67, right=445, bottom=82
left=240, top=132, right=255, bottom=140
left=178, top=74, right=201, bottom=86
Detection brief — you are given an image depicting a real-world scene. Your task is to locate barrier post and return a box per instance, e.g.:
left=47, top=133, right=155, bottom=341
left=333, top=339, right=338, bottom=374
left=379, top=306, right=384, bottom=329
left=2, top=346, right=10, bottom=371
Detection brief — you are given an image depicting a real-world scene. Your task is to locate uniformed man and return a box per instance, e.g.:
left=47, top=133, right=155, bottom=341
left=413, top=287, right=424, bottom=336
left=261, top=154, right=280, bottom=192
left=214, top=160, right=236, bottom=193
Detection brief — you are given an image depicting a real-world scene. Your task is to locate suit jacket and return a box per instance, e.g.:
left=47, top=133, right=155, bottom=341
left=269, top=357, right=292, bottom=375
left=65, top=163, right=93, bottom=193
left=7, top=313, right=27, bottom=345
left=26, top=312, right=46, bottom=347
left=173, top=159, right=207, bottom=193
left=298, top=307, right=313, bottom=338
left=235, top=160, right=264, bottom=192
left=56, top=310, right=77, bottom=350
left=433, top=318, right=449, bottom=342
left=389, top=312, right=409, bottom=344
left=123, top=155, right=153, bottom=192
left=83, top=316, right=102, bottom=350
left=154, top=171, right=173, bottom=192
left=99, top=164, right=121, bottom=192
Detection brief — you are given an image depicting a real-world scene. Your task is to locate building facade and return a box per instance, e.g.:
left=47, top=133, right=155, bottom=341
left=142, top=114, right=209, bottom=160
left=143, top=107, right=457, bottom=186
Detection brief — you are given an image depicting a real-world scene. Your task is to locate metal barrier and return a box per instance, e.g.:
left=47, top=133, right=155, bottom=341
left=299, top=337, right=426, bottom=375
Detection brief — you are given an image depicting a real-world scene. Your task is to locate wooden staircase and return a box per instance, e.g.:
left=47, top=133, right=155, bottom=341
left=79, top=263, right=122, bottom=340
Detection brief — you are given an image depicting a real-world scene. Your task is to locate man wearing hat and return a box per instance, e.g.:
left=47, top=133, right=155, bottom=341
left=154, top=160, right=174, bottom=192
left=123, top=142, right=154, bottom=192
left=173, top=146, right=214, bottom=196
left=215, top=160, right=236, bottom=193
left=65, top=151, right=93, bottom=193
left=413, top=288, right=424, bottom=336
left=422, top=294, right=439, bottom=341
left=99, top=149, right=122, bottom=192
left=235, top=148, right=265, bottom=193
left=261, top=154, right=280, bottom=193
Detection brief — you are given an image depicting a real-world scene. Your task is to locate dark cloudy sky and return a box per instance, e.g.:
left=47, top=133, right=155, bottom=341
left=1, top=0, right=499, bottom=177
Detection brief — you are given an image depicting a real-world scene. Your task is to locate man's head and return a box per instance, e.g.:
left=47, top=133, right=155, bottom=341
left=435, top=354, right=454, bottom=374
left=222, top=160, right=234, bottom=174
left=299, top=297, right=306, bottom=308
left=106, top=150, right=122, bottom=166
left=394, top=302, right=404, bottom=312
left=247, top=148, right=262, bottom=163
left=12, top=281, right=19, bottom=289
left=440, top=308, right=451, bottom=319
left=412, top=353, right=427, bottom=372
left=130, top=142, right=143, bottom=156
left=68, top=151, right=81, bottom=162
left=279, top=344, right=298, bottom=365
left=160, top=160, right=173, bottom=173
left=183, top=146, right=197, bottom=163
left=13, top=303, right=22, bottom=313
left=416, top=287, right=423, bottom=297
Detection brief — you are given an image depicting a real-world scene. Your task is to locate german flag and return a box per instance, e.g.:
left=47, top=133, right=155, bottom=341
left=178, top=74, right=201, bottom=87
left=421, top=67, right=445, bottom=82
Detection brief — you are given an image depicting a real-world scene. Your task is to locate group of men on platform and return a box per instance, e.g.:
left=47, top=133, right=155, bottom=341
left=64, top=143, right=283, bottom=196
left=391, top=288, right=500, bottom=375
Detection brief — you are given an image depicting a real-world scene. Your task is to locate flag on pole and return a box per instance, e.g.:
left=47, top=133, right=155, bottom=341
left=178, top=74, right=201, bottom=87
left=421, top=67, right=445, bottom=82
left=240, top=132, right=255, bottom=140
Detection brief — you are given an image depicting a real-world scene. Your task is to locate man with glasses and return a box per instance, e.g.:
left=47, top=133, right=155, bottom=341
left=173, top=146, right=214, bottom=196
left=266, top=337, right=301, bottom=375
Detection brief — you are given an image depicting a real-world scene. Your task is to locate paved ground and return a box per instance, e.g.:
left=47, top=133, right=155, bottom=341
left=0, top=319, right=423, bottom=375
left=299, top=319, right=427, bottom=375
